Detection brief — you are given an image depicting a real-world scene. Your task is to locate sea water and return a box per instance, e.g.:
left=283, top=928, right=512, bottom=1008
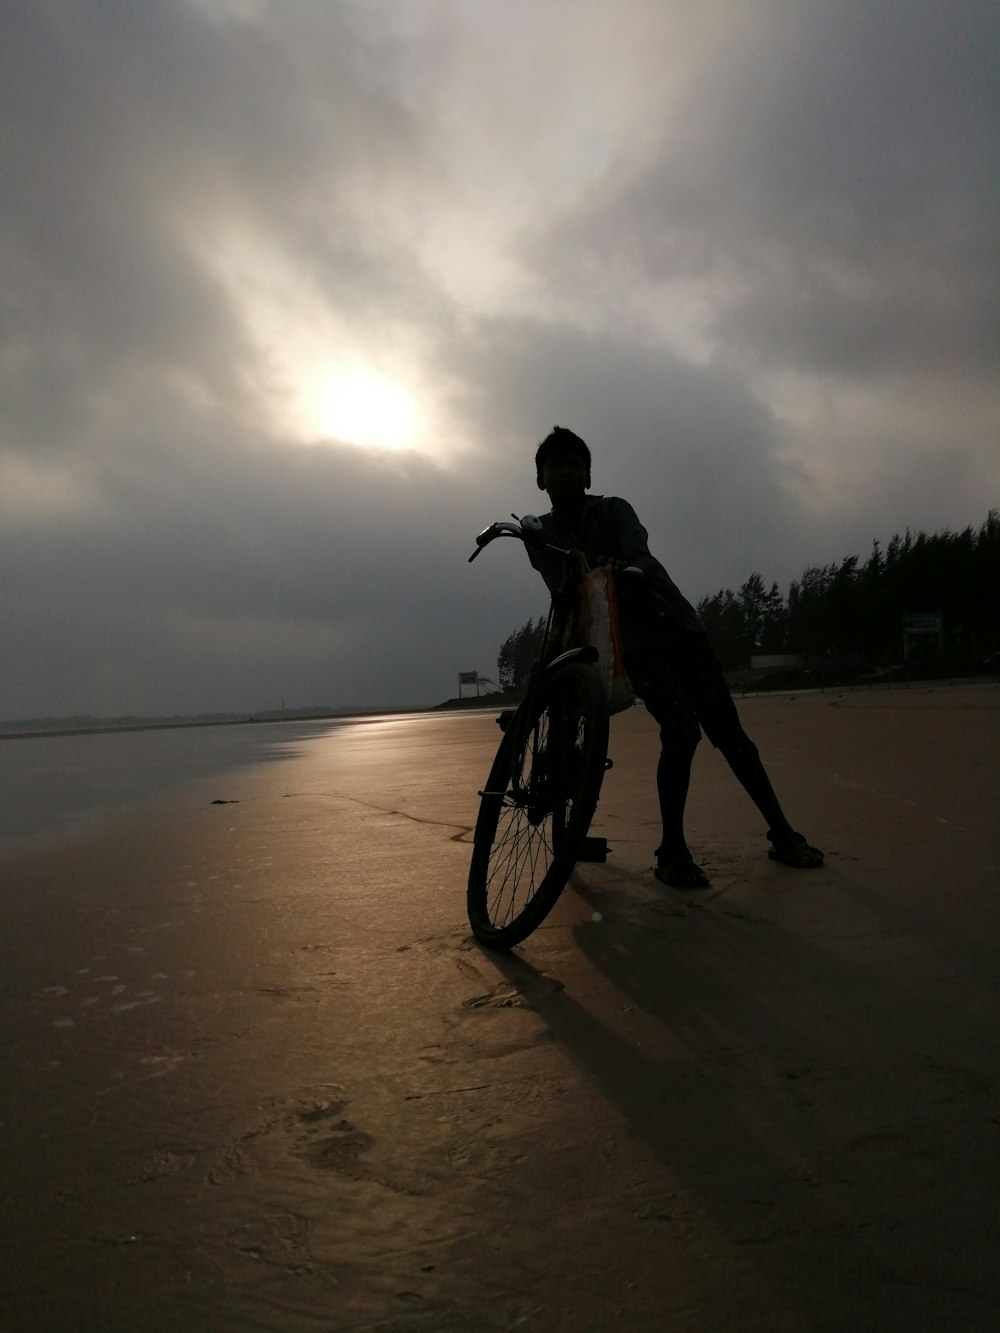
left=0, top=718, right=371, bottom=845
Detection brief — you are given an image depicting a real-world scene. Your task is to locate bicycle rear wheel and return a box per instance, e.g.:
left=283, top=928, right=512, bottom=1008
left=467, top=661, right=609, bottom=949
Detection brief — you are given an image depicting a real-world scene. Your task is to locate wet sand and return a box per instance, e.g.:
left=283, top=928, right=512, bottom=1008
left=1, top=687, right=998, bottom=1331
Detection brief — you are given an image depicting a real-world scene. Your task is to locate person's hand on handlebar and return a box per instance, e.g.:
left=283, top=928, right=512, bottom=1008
left=606, top=556, right=645, bottom=577
left=518, top=514, right=547, bottom=548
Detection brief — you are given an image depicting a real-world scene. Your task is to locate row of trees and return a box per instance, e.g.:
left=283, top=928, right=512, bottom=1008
left=697, top=511, right=999, bottom=669
left=496, top=512, right=999, bottom=686
left=497, top=616, right=547, bottom=695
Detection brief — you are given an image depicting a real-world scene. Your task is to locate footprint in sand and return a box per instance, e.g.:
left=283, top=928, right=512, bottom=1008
left=293, top=1099, right=374, bottom=1175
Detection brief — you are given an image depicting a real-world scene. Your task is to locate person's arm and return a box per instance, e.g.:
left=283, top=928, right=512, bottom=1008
left=605, top=497, right=666, bottom=578
left=525, top=543, right=564, bottom=598
left=605, top=497, right=651, bottom=561
left=606, top=497, right=705, bottom=631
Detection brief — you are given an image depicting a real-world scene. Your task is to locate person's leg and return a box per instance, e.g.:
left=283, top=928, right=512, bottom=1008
left=717, top=733, right=792, bottom=836
left=624, top=648, right=708, bottom=887
left=680, top=635, right=823, bottom=867
left=654, top=734, right=694, bottom=858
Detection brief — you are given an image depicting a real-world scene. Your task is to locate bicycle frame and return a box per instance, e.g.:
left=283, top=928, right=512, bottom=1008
left=466, top=517, right=615, bottom=946
left=472, top=514, right=584, bottom=693
left=468, top=515, right=597, bottom=786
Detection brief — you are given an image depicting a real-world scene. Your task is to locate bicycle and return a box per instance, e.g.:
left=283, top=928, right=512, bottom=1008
left=465, top=515, right=614, bottom=949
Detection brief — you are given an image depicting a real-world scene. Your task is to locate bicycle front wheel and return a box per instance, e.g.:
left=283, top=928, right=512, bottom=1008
left=467, top=661, right=609, bottom=949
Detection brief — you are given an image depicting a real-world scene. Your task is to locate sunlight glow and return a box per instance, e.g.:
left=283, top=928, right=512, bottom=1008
left=193, top=221, right=432, bottom=453
left=303, top=370, right=418, bottom=451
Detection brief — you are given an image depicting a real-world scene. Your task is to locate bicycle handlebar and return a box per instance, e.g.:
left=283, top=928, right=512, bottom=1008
left=467, top=514, right=570, bottom=563
left=467, top=516, right=644, bottom=582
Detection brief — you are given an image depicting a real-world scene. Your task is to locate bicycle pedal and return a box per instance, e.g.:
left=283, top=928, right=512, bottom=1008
left=576, top=836, right=609, bottom=863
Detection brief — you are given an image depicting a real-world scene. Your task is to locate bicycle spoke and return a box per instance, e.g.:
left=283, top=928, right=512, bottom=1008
left=486, top=805, right=555, bottom=926
left=487, top=800, right=553, bottom=923
left=488, top=824, right=524, bottom=924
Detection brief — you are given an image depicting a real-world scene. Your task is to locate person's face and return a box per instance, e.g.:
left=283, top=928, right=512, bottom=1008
left=540, top=451, right=589, bottom=502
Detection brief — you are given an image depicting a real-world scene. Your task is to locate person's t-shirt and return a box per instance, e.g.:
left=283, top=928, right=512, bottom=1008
left=526, top=494, right=704, bottom=651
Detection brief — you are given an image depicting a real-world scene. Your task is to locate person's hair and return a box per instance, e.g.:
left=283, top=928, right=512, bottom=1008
left=534, top=426, right=591, bottom=488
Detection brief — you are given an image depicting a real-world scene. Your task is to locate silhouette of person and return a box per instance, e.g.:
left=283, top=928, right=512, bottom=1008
left=525, top=426, right=823, bottom=887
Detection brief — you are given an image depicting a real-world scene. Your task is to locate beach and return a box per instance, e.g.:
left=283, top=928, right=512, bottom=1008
left=1, top=686, right=998, bottom=1331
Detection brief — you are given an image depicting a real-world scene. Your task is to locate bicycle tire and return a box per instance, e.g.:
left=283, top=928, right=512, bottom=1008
left=467, top=660, right=609, bottom=949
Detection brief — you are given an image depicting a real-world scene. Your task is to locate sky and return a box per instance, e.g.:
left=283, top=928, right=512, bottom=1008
left=2, top=0, right=997, bottom=719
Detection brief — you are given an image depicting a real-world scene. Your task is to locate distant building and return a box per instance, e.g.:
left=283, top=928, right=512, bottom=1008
left=750, top=654, right=804, bottom=670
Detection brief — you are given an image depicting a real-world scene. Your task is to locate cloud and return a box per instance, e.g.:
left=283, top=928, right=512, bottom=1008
left=448, top=317, right=815, bottom=595
left=3, top=402, right=543, bottom=715
left=536, top=1, right=1000, bottom=377
left=1, top=0, right=997, bottom=719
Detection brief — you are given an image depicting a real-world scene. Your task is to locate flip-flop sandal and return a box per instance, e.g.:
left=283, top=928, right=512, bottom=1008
left=654, top=857, right=711, bottom=889
left=768, top=833, right=824, bottom=869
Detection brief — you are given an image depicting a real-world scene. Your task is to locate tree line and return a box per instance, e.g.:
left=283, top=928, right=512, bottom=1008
left=496, top=511, right=999, bottom=689
left=497, top=616, right=547, bottom=695
left=696, top=511, right=999, bottom=670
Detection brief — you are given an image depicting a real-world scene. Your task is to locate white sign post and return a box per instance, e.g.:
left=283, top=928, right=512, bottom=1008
left=457, top=670, right=479, bottom=699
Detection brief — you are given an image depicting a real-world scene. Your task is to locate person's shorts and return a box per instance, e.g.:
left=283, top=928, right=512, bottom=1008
left=624, top=633, right=749, bottom=751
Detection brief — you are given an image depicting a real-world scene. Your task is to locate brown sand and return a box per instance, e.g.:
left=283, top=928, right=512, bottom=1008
left=1, top=686, right=998, bottom=1331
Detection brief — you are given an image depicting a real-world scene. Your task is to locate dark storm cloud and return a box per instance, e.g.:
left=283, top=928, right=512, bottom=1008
left=450, top=318, right=809, bottom=598
left=541, top=0, right=1000, bottom=379
left=2, top=2, right=250, bottom=432
left=3, top=410, right=541, bottom=715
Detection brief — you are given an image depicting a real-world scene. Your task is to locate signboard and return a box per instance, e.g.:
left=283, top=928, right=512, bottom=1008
left=902, top=612, right=942, bottom=660
left=457, top=670, right=481, bottom=699
left=903, top=613, right=941, bottom=632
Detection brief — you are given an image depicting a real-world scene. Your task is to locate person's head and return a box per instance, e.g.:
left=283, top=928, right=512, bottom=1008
left=534, top=426, right=591, bottom=500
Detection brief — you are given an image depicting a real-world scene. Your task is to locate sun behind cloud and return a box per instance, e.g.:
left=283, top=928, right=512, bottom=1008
left=300, top=368, right=419, bottom=451
left=194, top=221, right=424, bottom=453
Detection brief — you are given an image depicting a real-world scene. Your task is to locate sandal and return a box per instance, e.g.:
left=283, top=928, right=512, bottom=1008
left=767, top=832, right=824, bottom=869
left=654, top=857, right=711, bottom=890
